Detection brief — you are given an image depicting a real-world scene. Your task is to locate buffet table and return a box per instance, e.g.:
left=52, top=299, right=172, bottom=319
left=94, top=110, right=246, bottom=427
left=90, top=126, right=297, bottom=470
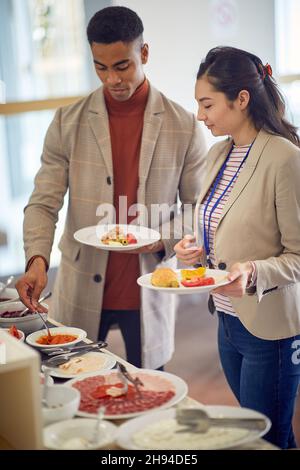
left=0, top=318, right=279, bottom=451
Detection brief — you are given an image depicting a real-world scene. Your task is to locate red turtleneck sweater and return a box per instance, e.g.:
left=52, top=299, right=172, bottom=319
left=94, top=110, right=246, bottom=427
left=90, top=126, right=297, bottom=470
left=102, top=79, right=149, bottom=310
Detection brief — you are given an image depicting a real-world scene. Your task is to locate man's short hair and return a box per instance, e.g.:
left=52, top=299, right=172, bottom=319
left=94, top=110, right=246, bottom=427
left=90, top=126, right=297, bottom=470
left=87, top=6, right=144, bottom=45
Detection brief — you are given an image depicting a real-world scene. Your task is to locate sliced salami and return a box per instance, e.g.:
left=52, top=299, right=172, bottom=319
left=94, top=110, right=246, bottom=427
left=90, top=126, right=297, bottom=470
left=72, top=373, right=176, bottom=416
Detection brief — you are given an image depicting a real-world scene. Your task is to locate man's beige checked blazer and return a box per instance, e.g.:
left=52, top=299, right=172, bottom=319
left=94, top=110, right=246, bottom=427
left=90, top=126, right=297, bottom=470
left=23, top=83, right=207, bottom=368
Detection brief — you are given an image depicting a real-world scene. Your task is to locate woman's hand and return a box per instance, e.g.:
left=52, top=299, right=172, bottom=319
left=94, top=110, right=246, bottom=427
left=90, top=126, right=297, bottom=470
left=174, top=235, right=203, bottom=266
left=213, top=261, right=253, bottom=297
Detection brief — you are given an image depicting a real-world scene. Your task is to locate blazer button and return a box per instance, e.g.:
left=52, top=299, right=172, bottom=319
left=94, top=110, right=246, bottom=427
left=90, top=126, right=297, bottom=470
left=93, top=274, right=102, bottom=283
left=107, top=176, right=112, bottom=185
left=218, top=262, right=227, bottom=270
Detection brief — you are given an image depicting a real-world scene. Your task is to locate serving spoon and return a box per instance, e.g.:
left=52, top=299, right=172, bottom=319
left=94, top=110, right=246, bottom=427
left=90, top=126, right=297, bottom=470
left=20, top=292, right=52, bottom=342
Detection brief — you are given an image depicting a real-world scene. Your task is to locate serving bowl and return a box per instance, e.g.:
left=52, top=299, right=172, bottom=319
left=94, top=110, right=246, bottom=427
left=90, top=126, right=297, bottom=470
left=2, top=327, right=25, bottom=341
left=43, top=418, right=117, bottom=449
left=0, top=285, right=18, bottom=302
left=42, top=385, right=80, bottom=425
left=0, top=301, right=48, bottom=335
left=26, top=326, right=87, bottom=349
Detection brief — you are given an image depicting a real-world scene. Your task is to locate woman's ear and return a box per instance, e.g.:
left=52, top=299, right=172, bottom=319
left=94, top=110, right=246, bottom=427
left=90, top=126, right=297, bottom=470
left=238, top=89, right=250, bottom=110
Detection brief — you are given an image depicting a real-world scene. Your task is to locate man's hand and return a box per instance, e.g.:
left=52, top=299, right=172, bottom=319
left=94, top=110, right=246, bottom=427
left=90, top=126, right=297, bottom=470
left=120, top=240, right=165, bottom=254
left=213, top=262, right=253, bottom=297
left=15, top=257, right=48, bottom=312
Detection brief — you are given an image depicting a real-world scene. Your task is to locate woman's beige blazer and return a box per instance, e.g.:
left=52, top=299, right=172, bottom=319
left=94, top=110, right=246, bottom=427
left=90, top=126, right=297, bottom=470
left=196, top=129, right=300, bottom=339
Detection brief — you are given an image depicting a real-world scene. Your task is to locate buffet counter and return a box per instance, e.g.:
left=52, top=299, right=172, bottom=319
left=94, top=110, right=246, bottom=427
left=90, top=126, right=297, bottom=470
left=0, top=319, right=279, bottom=450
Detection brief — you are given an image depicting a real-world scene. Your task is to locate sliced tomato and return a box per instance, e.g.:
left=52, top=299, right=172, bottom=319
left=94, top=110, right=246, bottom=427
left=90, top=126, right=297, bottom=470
left=181, top=276, right=215, bottom=287
left=126, top=233, right=137, bottom=244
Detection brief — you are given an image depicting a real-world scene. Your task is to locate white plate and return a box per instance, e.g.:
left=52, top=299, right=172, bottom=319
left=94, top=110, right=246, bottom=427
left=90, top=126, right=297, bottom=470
left=26, top=326, right=87, bottom=349
left=43, top=418, right=117, bottom=450
left=74, top=224, right=161, bottom=252
left=137, top=268, right=230, bottom=294
left=65, top=369, right=188, bottom=420
left=43, top=351, right=116, bottom=379
left=116, top=406, right=271, bottom=450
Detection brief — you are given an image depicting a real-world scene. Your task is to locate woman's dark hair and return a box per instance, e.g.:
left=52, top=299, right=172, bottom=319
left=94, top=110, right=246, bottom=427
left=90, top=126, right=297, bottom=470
left=197, top=46, right=299, bottom=147
left=87, top=6, right=144, bottom=45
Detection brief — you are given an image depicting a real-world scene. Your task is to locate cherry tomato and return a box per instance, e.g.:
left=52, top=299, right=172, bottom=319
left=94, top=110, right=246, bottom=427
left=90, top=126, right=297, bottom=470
left=126, top=233, right=137, bottom=244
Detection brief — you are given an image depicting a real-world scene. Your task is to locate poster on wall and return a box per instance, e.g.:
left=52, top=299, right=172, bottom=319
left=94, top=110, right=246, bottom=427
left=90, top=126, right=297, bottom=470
left=209, top=0, right=239, bottom=40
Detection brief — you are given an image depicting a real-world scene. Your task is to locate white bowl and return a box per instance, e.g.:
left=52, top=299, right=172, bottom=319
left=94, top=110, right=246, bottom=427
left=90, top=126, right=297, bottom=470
left=40, top=372, right=54, bottom=386
left=0, top=286, right=18, bottom=302
left=0, top=301, right=48, bottom=335
left=26, top=326, right=87, bottom=349
left=43, top=418, right=117, bottom=450
left=2, top=327, right=25, bottom=341
left=42, top=385, right=80, bottom=425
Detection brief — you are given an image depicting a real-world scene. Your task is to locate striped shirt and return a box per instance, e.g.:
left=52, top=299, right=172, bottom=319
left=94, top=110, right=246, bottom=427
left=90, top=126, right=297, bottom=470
left=200, top=144, right=251, bottom=316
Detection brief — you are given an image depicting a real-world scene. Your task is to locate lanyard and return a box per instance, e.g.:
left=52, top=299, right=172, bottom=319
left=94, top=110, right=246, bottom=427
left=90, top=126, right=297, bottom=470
left=203, top=143, right=253, bottom=266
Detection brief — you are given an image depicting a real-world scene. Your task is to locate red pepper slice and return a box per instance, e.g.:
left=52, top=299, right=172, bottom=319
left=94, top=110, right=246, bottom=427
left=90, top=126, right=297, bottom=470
left=181, top=277, right=215, bottom=287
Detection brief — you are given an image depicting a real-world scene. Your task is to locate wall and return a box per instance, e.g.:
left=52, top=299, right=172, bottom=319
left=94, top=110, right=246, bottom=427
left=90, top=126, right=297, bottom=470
left=116, top=0, right=276, bottom=143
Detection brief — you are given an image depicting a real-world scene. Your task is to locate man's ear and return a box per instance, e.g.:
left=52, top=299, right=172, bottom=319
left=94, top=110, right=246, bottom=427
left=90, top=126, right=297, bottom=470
left=238, top=89, right=250, bottom=110
left=141, top=43, right=149, bottom=65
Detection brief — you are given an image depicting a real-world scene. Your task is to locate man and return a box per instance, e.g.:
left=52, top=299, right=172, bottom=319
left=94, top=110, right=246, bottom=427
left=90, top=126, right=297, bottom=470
left=16, top=6, right=207, bottom=369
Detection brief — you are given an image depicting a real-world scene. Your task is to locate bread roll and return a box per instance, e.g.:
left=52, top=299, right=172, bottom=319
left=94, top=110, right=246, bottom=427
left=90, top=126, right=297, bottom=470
left=151, top=268, right=179, bottom=288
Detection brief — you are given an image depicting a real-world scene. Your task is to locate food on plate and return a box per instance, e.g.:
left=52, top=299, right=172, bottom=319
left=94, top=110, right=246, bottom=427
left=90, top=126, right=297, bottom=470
left=132, top=418, right=250, bottom=450
left=58, top=354, right=107, bottom=375
left=151, top=268, right=179, bottom=288
left=151, top=267, right=215, bottom=289
left=72, top=372, right=175, bottom=416
left=60, top=437, right=90, bottom=450
left=181, top=277, right=215, bottom=288
left=101, top=225, right=137, bottom=246
left=0, top=310, right=27, bottom=318
left=36, top=333, right=78, bottom=345
left=181, top=266, right=206, bottom=280
left=8, top=325, right=22, bottom=339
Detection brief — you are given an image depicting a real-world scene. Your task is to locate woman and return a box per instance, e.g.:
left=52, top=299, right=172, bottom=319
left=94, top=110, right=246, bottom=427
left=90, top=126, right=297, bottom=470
left=175, top=46, right=300, bottom=448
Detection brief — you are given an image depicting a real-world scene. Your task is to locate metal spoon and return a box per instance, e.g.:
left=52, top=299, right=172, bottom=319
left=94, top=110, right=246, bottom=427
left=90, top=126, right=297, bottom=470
left=89, top=406, right=106, bottom=446
left=35, top=311, right=52, bottom=342
left=42, top=367, right=52, bottom=408
left=0, top=275, right=14, bottom=295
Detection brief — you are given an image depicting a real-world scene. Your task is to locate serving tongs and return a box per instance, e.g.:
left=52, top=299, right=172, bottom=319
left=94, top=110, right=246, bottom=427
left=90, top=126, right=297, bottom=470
left=43, top=343, right=108, bottom=367
left=116, top=362, right=144, bottom=395
left=175, top=408, right=267, bottom=433
left=43, top=340, right=108, bottom=356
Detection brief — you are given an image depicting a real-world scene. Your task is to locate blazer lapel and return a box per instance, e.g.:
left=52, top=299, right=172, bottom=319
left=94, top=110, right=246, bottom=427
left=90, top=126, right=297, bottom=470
left=88, top=88, right=113, bottom=176
left=217, top=129, right=272, bottom=225
left=197, top=138, right=233, bottom=204
left=138, top=85, right=164, bottom=204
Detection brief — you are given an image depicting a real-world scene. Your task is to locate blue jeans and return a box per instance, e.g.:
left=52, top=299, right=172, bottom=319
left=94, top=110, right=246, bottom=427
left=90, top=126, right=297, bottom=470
left=218, top=312, right=300, bottom=449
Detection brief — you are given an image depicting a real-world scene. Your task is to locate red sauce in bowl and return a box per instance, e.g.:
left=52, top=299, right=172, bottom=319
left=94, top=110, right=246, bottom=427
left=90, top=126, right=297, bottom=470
left=36, top=334, right=78, bottom=345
